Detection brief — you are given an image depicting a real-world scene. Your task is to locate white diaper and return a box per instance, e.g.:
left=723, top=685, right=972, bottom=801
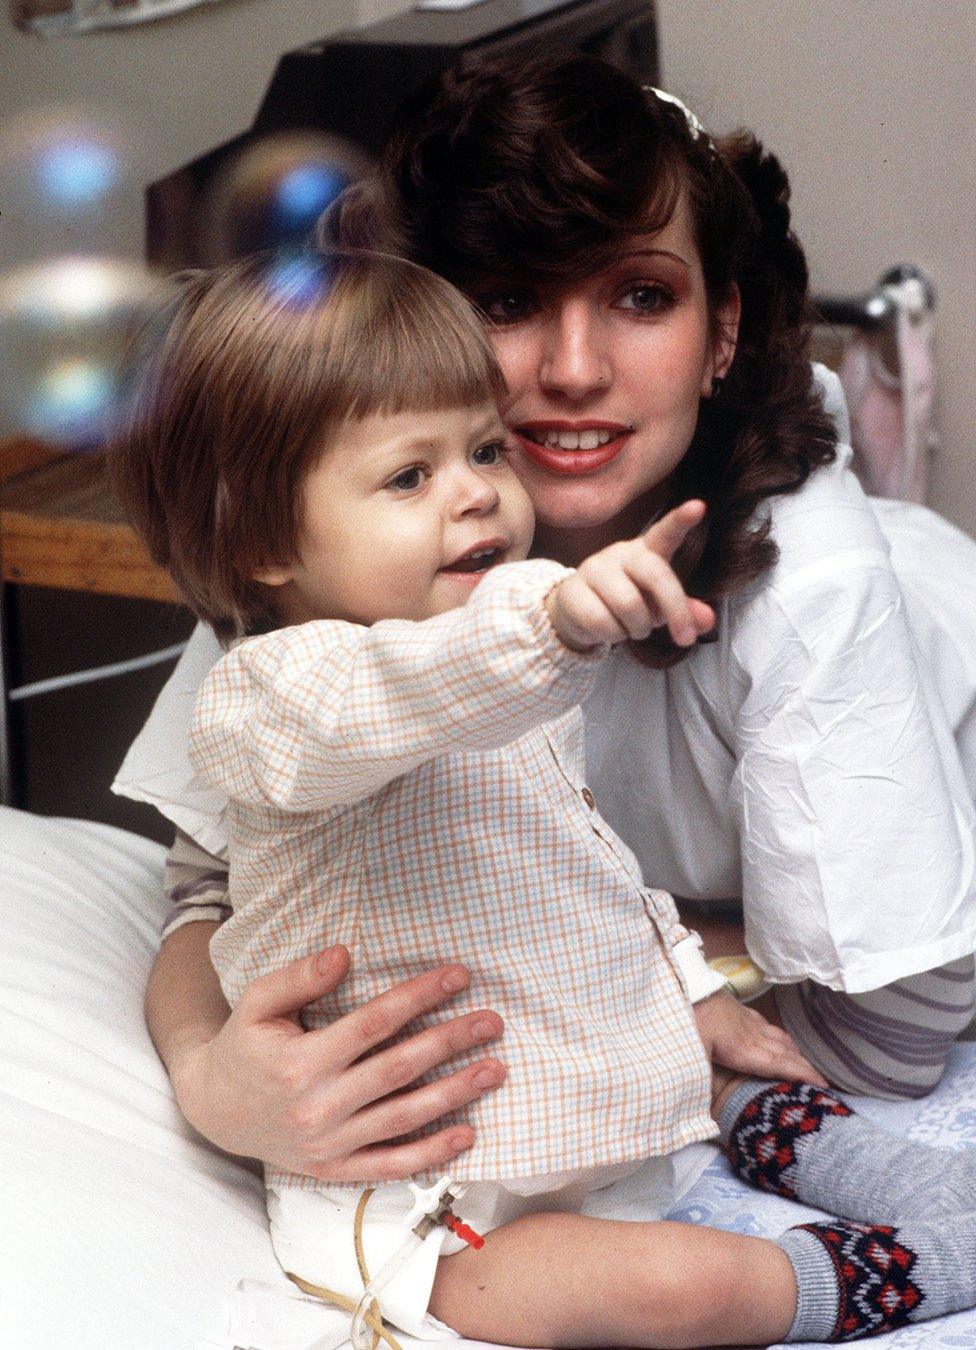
left=267, top=1159, right=655, bottom=1341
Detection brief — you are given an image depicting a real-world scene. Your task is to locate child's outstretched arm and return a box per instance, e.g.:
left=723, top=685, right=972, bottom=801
left=189, top=503, right=710, bottom=814
left=190, top=560, right=591, bottom=812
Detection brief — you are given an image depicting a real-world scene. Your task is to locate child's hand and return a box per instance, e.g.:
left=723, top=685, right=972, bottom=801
left=546, top=500, right=715, bottom=652
left=694, top=989, right=829, bottom=1089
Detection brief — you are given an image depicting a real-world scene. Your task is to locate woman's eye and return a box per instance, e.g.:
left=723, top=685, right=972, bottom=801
left=478, top=292, right=536, bottom=325
left=387, top=466, right=425, bottom=492
left=616, top=282, right=675, bottom=316
left=471, top=439, right=508, bottom=467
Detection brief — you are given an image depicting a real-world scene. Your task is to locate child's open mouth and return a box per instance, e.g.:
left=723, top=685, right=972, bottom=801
left=440, top=543, right=506, bottom=575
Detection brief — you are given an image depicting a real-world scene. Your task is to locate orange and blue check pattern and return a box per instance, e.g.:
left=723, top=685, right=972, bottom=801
left=190, top=561, right=715, bottom=1190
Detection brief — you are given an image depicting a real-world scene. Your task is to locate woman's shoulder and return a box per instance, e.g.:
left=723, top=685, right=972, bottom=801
left=720, top=369, right=894, bottom=661
left=745, top=363, right=887, bottom=600
left=729, top=479, right=883, bottom=636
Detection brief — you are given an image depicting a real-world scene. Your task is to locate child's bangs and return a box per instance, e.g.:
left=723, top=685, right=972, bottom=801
left=314, top=254, right=505, bottom=424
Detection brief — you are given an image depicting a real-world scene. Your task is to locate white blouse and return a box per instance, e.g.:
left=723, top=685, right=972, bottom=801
left=114, top=372, right=976, bottom=996
left=584, top=454, right=976, bottom=992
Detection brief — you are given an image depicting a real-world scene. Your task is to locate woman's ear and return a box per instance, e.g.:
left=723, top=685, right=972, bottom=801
left=703, top=284, right=742, bottom=394
left=252, top=563, right=294, bottom=587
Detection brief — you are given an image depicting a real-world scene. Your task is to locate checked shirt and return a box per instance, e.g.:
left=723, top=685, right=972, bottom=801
left=190, top=560, right=715, bottom=1191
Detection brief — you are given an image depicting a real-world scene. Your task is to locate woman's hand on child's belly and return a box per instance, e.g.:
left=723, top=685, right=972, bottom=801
left=174, top=945, right=507, bottom=1181
left=694, top=989, right=828, bottom=1117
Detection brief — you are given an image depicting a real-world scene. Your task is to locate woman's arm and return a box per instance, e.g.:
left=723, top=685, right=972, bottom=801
left=147, top=923, right=506, bottom=1182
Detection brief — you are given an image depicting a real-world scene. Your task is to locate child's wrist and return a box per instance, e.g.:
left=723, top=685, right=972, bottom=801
left=545, top=582, right=600, bottom=653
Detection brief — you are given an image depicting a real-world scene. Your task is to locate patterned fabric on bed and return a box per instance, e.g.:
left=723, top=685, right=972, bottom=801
left=667, top=1038, right=976, bottom=1348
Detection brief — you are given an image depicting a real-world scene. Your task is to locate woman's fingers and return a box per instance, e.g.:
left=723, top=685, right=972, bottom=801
left=309, top=963, right=481, bottom=1065
left=235, top=943, right=352, bottom=1027
left=341, top=1008, right=505, bottom=1111
left=760, top=1028, right=829, bottom=1088
left=342, top=1056, right=507, bottom=1156
left=307, top=1124, right=479, bottom=1185
left=738, top=1022, right=829, bottom=1088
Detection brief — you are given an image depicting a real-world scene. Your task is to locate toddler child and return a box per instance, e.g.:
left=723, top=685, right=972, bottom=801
left=113, top=249, right=976, bottom=1349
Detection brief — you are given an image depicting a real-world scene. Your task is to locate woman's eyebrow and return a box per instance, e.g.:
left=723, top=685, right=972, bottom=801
left=622, top=249, right=690, bottom=269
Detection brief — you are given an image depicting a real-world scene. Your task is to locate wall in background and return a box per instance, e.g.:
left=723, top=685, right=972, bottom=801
left=657, top=0, right=976, bottom=534
left=0, top=0, right=403, bottom=264
left=2, top=0, right=973, bottom=532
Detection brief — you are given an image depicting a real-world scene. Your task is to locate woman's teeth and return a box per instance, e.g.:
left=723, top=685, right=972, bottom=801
left=525, top=428, right=618, bottom=450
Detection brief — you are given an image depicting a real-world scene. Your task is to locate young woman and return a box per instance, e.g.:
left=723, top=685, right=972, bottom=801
left=116, top=55, right=976, bottom=1189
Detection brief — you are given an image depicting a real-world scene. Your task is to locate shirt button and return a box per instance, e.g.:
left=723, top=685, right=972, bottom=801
left=581, top=787, right=596, bottom=809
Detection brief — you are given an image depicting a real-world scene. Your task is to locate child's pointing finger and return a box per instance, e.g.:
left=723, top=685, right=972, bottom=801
left=641, top=498, right=706, bottom=561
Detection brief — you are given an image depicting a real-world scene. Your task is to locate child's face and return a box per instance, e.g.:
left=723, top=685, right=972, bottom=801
left=258, top=402, right=535, bottom=626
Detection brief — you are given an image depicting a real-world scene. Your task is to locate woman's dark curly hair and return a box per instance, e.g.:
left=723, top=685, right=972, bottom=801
left=324, top=54, right=837, bottom=666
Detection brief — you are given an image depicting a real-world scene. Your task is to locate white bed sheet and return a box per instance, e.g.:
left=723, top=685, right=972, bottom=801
left=2, top=805, right=976, bottom=1349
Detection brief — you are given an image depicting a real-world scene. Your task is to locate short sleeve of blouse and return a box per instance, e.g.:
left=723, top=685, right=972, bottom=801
left=727, top=457, right=976, bottom=993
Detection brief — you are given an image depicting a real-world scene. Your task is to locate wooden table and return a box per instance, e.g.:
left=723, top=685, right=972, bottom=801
left=0, top=440, right=177, bottom=601
left=0, top=439, right=178, bottom=803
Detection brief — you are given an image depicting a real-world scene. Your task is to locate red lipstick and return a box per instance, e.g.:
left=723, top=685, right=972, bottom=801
left=513, top=422, right=632, bottom=477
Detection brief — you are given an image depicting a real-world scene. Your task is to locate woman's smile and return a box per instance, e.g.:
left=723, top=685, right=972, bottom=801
left=513, top=420, right=634, bottom=475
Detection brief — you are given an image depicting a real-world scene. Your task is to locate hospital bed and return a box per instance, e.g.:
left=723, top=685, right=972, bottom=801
left=4, top=802, right=976, bottom=1349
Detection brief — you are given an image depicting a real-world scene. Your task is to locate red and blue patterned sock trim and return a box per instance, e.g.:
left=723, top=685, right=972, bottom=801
left=795, top=1221, right=925, bottom=1341
left=725, top=1080, right=853, bottom=1199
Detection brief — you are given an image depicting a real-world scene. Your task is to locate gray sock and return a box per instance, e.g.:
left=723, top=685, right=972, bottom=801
left=719, top=1078, right=976, bottom=1223
left=776, top=1214, right=976, bottom=1342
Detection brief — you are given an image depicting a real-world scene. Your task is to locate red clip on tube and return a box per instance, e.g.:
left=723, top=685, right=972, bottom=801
left=444, top=1213, right=485, bottom=1250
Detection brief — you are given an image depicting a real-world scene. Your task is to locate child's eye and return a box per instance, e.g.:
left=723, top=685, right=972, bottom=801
left=386, top=466, right=427, bottom=492
left=471, top=439, right=508, bottom=467
left=615, top=282, right=675, bottom=316
left=476, top=291, right=537, bottom=326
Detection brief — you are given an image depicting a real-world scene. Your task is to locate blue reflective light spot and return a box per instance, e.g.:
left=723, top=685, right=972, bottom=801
left=274, top=163, right=348, bottom=225
left=264, top=253, right=328, bottom=309
left=27, top=359, right=115, bottom=439
left=36, top=138, right=119, bottom=208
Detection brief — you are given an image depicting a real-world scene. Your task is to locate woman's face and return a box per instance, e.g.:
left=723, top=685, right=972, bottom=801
left=475, top=192, right=739, bottom=559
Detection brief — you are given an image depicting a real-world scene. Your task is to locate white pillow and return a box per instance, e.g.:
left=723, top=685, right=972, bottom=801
left=0, top=807, right=280, bottom=1350
left=111, top=620, right=228, bottom=859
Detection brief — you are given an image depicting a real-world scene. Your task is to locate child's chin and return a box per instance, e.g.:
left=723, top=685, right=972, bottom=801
left=433, top=569, right=494, bottom=608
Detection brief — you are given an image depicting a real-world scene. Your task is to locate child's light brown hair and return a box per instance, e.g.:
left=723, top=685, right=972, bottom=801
left=111, top=250, right=506, bottom=640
